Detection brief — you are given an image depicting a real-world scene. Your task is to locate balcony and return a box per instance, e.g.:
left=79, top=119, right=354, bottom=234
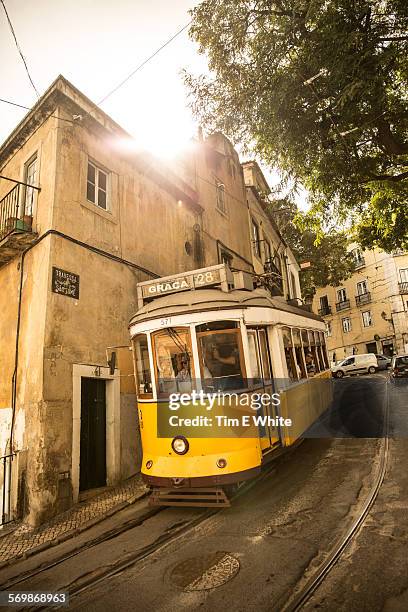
left=0, top=183, right=38, bottom=268
left=353, top=256, right=366, bottom=269
left=355, top=291, right=372, bottom=306
left=336, top=299, right=351, bottom=312
left=318, top=305, right=332, bottom=316
left=399, top=282, right=408, bottom=295
left=264, top=258, right=284, bottom=296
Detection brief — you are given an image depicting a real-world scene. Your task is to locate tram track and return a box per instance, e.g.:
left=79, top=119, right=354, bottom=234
left=281, top=383, right=390, bottom=612
left=2, top=446, right=288, bottom=610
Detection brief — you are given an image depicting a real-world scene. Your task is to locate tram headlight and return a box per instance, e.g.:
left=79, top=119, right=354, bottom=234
left=171, top=436, right=189, bottom=455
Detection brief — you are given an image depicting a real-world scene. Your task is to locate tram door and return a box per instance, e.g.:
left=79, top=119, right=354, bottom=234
left=80, top=378, right=107, bottom=492
left=247, top=328, right=280, bottom=451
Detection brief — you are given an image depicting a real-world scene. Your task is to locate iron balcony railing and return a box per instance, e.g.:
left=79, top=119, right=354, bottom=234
left=399, top=282, right=408, bottom=295
left=264, top=258, right=284, bottom=294
left=355, top=291, right=372, bottom=306
left=318, top=305, right=332, bottom=316
left=353, top=256, right=366, bottom=269
left=0, top=183, right=33, bottom=241
left=336, top=299, right=351, bottom=312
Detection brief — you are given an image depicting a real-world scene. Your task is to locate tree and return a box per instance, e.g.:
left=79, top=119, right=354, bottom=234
left=185, top=0, right=408, bottom=250
left=269, top=199, right=355, bottom=299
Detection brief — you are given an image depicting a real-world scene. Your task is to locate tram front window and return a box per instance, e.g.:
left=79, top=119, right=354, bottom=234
left=197, top=322, right=245, bottom=391
left=133, top=334, right=153, bottom=398
left=153, top=328, right=194, bottom=396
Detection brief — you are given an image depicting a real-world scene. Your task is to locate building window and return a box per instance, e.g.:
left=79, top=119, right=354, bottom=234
left=362, top=311, right=373, bottom=327
left=216, top=183, right=226, bottom=214
left=87, top=161, right=108, bottom=210
left=337, top=288, right=347, bottom=303
left=352, top=248, right=365, bottom=267
left=251, top=219, right=261, bottom=258
left=264, top=238, right=271, bottom=263
left=400, top=268, right=408, bottom=283
left=356, top=280, right=368, bottom=295
left=23, top=154, right=38, bottom=217
left=342, top=317, right=352, bottom=333
left=326, top=321, right=332, bottom=337
left=290, top=272, right=297, bottom=299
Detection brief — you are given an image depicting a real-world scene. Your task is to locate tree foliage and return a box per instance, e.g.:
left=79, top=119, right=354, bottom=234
left=186, top=0, right=408, bottom=250
left=270, top=199, right=355, bottom=299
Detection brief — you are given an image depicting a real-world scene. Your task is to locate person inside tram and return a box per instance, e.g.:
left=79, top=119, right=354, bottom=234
left=176, top=355, right=191, bottom=382
left=201, top=338, right=243, bottom=390
left=212, top=345, right=238, bottom=376
left=305, top=351, right=316, bottom=375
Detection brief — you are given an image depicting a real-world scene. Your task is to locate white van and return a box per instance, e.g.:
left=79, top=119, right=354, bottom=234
left=331, top=353, right=378, bottom=378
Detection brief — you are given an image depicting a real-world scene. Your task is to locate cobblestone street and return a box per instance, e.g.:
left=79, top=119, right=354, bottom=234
left=0, top=475, right=147, bottom=567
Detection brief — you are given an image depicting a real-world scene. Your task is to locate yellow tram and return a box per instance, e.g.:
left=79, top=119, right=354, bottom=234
left=129, top=264, right=332, bottom=506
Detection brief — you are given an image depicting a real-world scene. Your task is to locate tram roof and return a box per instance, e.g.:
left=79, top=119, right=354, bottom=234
left=129, top=287, right=323, bottom=326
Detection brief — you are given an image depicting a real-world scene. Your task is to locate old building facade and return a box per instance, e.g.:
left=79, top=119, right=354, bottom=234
left=0, top=77, right=302, bottom=526
left=242, top=161, right=301, bottom=302
left=312, top=247, right=408, bottom=360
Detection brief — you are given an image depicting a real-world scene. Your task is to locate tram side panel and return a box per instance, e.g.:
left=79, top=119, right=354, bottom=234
left=279, top=371, right=333, bottom=446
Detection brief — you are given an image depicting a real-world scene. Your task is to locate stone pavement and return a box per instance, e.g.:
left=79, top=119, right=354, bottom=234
left=0, top=474, right=148, bottom=568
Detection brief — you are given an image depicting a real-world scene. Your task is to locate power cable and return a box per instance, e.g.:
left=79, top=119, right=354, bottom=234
left=75, top=21, right=191, bottom=127
left=0, top=97, right=75, bottom=123
left=97, top=22, right=191, bottom=106
left=1, top=0, right=39, bottom=98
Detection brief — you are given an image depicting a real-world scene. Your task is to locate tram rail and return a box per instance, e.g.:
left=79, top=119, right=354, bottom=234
left=0, top=451, right=286, bottom=610
left=281, top=387, right=390, bottom=611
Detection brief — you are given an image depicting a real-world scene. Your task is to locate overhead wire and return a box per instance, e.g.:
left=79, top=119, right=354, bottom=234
left=0, top=97, right=75, bottom=123
left=73, top=21, right=191, bottom=127
left=0, top=0, right=39, bottom=98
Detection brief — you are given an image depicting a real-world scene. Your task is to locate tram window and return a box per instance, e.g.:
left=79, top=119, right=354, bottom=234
left=248, top=328, right=273, bottom=387
left=302, top=330, right=316, bottom=376
left=312, top=331, right=323, bottom=373
left=305, top=330, right=320, bottom=375
left=152, top=328, right=194, bottom=397
left=197, top=328, right=245, bottom=392
left=282, top=327, right=298, bottom=382
left=248, top=331, right=262, bottom=382
left=320, top=332, right=330, bottom=369
left=292, top=328, right=307, bottom=379
left=133, top=335, right=153, bottom=398
left=315, top=332, right=325, bottom=371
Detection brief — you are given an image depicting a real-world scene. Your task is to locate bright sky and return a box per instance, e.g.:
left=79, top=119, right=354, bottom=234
left=0, top=0, right=307, bottom=207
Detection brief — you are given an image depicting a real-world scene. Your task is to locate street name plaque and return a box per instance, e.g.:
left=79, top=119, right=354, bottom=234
left=52, top=267, right=80, bottom=299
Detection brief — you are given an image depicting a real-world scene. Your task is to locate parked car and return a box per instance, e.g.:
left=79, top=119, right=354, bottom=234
left=390, top=354, right=408, bottom=379
left=331, top=353, right=378, bottom=378
left=375, top=354, right=392, bottom=370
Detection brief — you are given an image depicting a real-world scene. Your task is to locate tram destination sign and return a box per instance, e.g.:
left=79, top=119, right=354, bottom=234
left=52, top=267, right=80, bottom=300
left=138, top=264, right=231, bottom=307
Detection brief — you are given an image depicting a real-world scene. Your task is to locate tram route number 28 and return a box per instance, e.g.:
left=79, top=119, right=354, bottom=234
left=194, top=271, right=217, bottom=286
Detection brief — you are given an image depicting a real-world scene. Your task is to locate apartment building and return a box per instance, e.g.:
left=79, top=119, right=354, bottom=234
left=312, top=247, right=408, bottom=360
left=242, top=161, right=301, bottom=302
